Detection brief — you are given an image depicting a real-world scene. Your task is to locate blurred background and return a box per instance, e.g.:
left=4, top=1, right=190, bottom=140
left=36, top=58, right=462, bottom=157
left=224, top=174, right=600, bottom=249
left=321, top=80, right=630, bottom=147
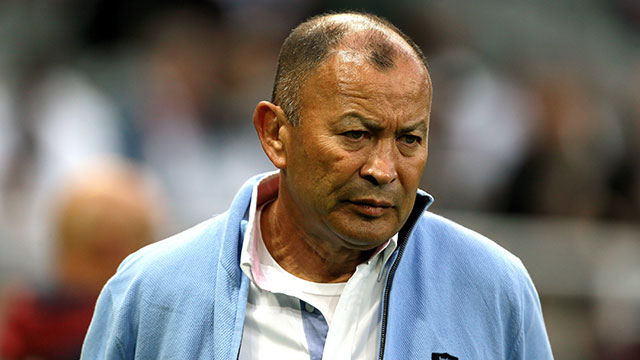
left=0, top=0, right=638, bottom=358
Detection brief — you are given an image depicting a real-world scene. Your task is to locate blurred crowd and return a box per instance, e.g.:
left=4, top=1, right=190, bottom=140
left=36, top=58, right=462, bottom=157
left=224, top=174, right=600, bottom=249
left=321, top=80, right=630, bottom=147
left=0, top=0, right=639, bottom=359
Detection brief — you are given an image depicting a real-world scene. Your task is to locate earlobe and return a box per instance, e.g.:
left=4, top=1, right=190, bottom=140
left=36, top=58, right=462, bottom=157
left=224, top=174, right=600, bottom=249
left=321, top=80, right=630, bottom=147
left=253, top=101, right=288, bottom=169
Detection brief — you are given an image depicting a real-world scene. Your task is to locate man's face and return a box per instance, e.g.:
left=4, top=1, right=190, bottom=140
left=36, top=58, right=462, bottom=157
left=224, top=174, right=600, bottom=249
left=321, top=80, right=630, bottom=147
left=281, top=49, right=431, bottom=251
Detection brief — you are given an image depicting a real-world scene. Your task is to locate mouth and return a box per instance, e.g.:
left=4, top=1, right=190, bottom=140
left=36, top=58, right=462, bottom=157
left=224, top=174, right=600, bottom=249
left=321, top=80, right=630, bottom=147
left=348, top=199, right=394, bottom=217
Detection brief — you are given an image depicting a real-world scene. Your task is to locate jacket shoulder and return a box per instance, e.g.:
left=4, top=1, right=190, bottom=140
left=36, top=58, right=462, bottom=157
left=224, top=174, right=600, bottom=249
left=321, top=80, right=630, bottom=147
left=413, top=211, right=526, bottom=277
left=109, top=214, right=232, bottom=305
left=81, top=215, right=232, bottom=358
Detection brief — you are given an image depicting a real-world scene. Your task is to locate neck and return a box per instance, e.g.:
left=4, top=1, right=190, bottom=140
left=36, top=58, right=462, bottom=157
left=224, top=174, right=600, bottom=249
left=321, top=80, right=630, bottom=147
left=260, top=194, right=373, bottom=283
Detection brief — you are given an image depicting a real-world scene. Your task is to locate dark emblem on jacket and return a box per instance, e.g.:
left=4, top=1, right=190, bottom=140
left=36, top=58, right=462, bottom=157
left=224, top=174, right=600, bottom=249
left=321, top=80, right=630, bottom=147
left=432, top=353, right=458, bottom=360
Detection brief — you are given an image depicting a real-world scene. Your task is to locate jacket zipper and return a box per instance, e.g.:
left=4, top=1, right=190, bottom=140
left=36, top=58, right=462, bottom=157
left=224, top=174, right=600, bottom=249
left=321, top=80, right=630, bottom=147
left=378, top=196, right=428, bottom=360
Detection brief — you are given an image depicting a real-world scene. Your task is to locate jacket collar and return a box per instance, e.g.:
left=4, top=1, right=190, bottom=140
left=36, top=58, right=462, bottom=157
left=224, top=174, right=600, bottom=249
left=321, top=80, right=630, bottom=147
left=398, top=189, right=434, bottom=243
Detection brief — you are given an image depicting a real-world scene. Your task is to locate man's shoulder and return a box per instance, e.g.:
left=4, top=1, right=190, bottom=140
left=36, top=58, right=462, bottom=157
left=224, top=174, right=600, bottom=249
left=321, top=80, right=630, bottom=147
left=410, top=211, right=529, bottom=285
left=81, top=214, right=241, bottom=359
left=102, top=172, right=270, bottom=299
left=121, top=215, right=227, bottom=274
left=104, top=214, right=231, bottom=304
left=417, top=212, right=519, bottom=256
left=111, top=172, right=270, bottom=286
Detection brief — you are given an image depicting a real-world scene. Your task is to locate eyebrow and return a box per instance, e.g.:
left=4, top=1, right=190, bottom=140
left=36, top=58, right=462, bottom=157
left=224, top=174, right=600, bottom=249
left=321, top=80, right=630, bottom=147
left=398, top=120, right=428, bottom=134
left=338, top=113, right=427, bottom=134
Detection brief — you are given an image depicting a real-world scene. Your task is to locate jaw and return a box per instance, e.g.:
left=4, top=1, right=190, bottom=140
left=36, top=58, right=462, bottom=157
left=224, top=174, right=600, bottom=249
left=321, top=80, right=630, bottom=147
left=320, top=205, right=405, bottom=250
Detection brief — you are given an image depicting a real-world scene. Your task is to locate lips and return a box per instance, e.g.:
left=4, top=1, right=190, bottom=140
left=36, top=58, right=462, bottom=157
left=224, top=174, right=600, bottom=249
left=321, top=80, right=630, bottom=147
left=350, top=199, right=393, bottom=207
left=348, top=199, right=394, bottom=217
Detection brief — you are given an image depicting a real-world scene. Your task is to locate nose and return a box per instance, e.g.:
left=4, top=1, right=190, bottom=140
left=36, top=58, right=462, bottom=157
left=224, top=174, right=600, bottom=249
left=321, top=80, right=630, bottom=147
left=360, top=140, right=397, bottom=186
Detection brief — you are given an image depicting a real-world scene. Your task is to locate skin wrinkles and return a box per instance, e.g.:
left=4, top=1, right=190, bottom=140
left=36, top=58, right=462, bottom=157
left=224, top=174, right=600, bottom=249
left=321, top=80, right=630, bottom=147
left=257, top=31, right=431, bottom=282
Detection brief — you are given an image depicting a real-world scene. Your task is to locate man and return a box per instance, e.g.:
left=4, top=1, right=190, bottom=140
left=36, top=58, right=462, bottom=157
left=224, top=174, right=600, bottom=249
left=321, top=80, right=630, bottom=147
left=1, top=157, right=161, bottom=359
left=82, top=12, right=553, bottom=359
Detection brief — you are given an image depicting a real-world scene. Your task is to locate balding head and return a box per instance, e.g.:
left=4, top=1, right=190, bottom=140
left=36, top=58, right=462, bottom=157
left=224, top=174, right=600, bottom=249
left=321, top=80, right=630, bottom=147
left=272, top=12, right=429, bottom=125
left=55, top=158, right=164, bottom=294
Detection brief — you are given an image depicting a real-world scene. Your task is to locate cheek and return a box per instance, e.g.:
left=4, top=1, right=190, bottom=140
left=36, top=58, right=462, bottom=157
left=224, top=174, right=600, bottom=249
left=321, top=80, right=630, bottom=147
left=303, top=136, right=355, bottom=178
left=314, top=135, right=347, bottom=161
left=404, top=160, right=425, bottom=183
left=402, top=150, right=427, bottom=179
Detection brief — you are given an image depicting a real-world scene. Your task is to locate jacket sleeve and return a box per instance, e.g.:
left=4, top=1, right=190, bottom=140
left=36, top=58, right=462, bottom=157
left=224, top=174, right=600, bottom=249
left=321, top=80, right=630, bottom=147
left=81, top=286, right=128, bottom=359
left=510, top=266, right=554, bottom=360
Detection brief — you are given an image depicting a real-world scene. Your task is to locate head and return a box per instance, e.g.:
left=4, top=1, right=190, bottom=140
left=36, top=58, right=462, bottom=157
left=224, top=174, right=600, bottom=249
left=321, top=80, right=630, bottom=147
left=271, top=12, right=429, bottom=126
left=54, top=158, right=164, bottom=295
left=254, top=12, right=432, bottom=251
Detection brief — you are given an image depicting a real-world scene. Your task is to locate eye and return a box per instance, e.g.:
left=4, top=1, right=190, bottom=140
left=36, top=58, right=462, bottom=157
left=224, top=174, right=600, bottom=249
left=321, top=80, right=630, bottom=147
left=342, top=131, right=367, bottom=140
left=399, top=135, right=421, bottom=145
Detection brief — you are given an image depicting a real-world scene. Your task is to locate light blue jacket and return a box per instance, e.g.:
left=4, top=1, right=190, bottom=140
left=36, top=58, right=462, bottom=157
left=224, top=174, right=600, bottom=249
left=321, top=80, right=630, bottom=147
left=82, top=173, right=553, bottom=359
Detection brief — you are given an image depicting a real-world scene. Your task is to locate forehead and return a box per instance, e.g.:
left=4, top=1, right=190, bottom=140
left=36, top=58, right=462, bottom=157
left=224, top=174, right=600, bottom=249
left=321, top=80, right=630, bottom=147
left=300, top=49, right=431, bottom=115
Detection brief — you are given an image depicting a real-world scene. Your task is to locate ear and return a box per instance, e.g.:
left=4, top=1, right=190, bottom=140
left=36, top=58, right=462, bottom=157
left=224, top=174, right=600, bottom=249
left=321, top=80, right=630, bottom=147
left=253, top=101, right=290, bottom=169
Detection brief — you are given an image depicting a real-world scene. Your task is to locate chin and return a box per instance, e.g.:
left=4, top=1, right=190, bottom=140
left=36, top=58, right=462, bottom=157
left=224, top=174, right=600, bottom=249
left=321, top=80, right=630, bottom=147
left=326, top=212, right=402, bottom=249
left=336, top=227, right=397, bottom=250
